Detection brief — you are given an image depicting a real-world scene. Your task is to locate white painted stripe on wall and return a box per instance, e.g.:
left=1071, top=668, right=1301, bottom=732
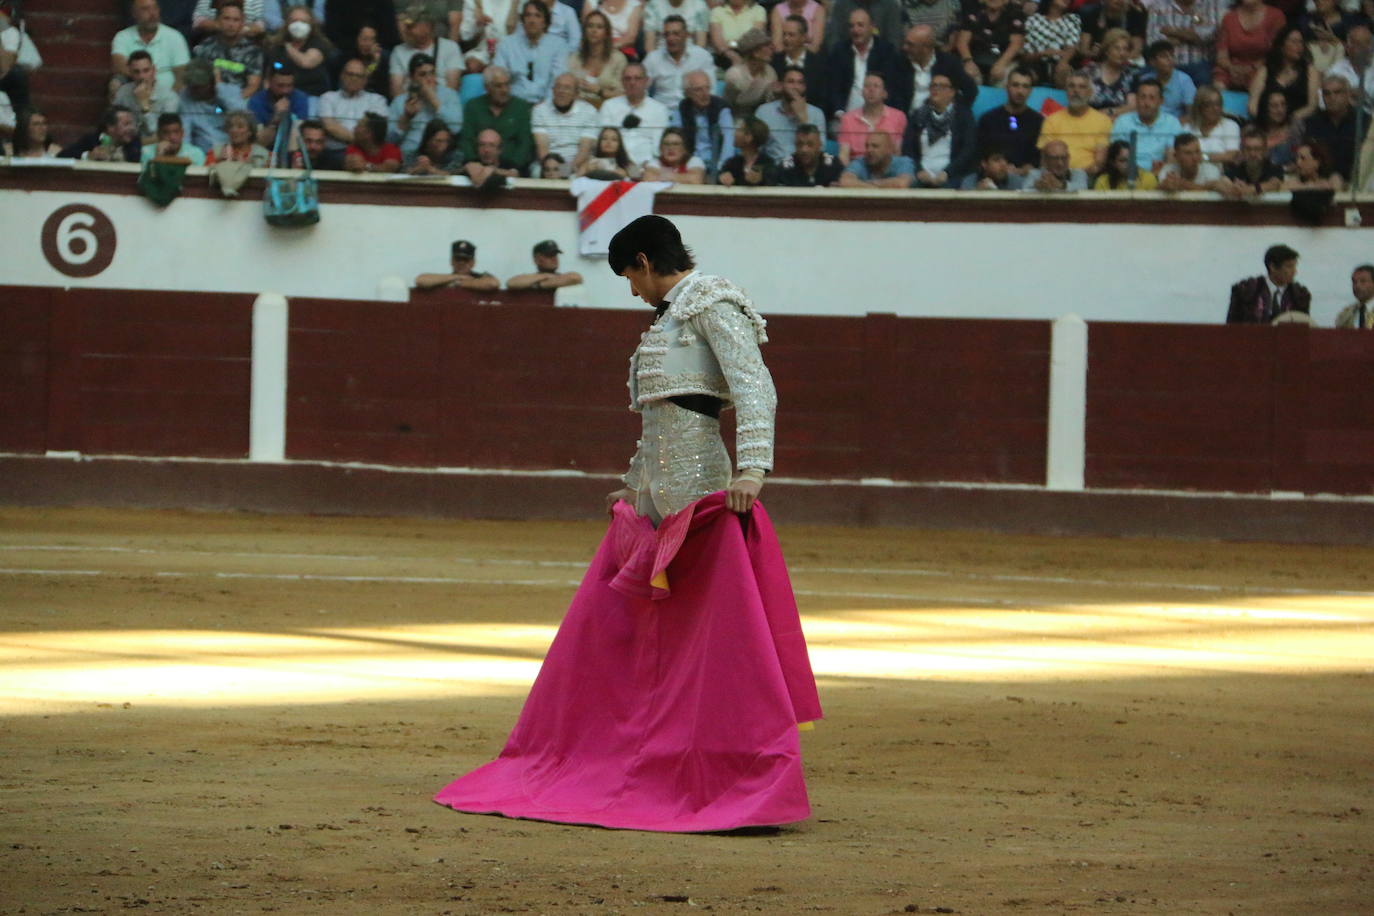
left=249, top=293, right=288, bottom=462
left=8, top=451, right=1374, bottom=502
left=1046, top=313, right=1088, bottom=491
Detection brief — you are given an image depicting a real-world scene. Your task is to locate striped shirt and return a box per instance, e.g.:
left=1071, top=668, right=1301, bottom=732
left=1145, top=0, right=1224, bottom=67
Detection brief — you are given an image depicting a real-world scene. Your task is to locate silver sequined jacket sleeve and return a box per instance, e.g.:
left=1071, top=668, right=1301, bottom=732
left=690, top=300, right=777, bottom=472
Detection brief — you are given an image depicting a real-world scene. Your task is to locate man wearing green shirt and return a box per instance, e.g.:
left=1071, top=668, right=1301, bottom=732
left=461, top=64, right=534, bottom=173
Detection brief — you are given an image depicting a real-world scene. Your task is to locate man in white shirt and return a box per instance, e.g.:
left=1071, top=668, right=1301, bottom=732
left=391, top=10, right=465, bottom=96
left=644, top=16, right=714, bottom=107
left=824, top=7, right=898, bottom=119
left=319, top=57, right=389, bottom=153
left=1157, top=133, right=1224, bottom=192
left=533, top=72, right=597, bottom=171
left=1334, top=265, right=1374, bottom=329
left=462, top=0, right=518, bottom=56
left=599, top=62, right=670, bottom=165
left=0, top=8, right=41, bottom=111
left=844, top=9, right=872, bottom=114
left=0, top=89, right=13, bottom=139
left=111, top=0, right=190, bottom=93
left=1327, top=25, right=1374, bottom=114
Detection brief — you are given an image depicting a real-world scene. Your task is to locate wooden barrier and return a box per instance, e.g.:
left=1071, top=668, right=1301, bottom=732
left=3, top=284, right=1372, bottom=497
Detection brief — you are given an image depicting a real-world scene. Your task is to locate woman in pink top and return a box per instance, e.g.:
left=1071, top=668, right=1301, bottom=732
left=768, top=0, right=825, bottom=53
left=1213, top=0, right=1286, bottom=91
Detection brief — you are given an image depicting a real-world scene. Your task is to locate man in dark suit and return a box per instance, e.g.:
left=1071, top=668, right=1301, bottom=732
left=825, top=6, right=900, bottom=118
left=1226, top=244, right=1312, bottom=324
left=888, top=23, right=977, bottom=114
left=772, top=13, right=828, bottom=112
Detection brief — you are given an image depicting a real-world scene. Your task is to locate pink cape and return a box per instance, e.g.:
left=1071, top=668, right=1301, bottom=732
left=433, top=492, right=823, bottom=832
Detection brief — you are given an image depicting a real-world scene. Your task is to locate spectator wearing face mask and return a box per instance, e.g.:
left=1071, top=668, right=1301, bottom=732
left=264, top=6, right=336, bottom=97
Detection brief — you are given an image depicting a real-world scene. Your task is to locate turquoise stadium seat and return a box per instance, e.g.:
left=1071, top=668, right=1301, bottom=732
left=1222, top=90, right=1249, bottom=120
left=824, top=139, right=839, bottom=156
left=971, top=86, right=1007, bottom=119
left=1028, top=87, right=1068, bottom=113
left=461, top=72, right=486, bottom=104
left=971, top=86, right=1067, bottom=117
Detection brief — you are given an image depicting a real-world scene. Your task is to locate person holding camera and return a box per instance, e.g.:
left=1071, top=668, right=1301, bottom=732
left=598, top=61, right=670, bottom=167
left=388, top=52, right=465, bottom=157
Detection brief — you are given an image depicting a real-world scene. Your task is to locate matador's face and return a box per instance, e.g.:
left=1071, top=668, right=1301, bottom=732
left=618, top=257, right=658, bottom=307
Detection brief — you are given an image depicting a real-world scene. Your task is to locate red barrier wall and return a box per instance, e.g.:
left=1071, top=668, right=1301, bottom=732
left=4, top=285, right=1372, bottom=496
left=284, top=299, right=1050, bottom=483
left=1086, top=323, right=1374, bottom=495
left=0, top=286, right=254, bottom=458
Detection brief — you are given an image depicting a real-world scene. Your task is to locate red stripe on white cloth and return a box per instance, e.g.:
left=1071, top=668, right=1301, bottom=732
left=578, top=180, right=635, bottom=232
left=570, top=178, right=674, bottom=257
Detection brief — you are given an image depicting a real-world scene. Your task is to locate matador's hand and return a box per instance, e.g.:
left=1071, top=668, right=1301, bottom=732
left=605, top=487, right=636, bottom=515
left=726, top=474, right=762, bottom=514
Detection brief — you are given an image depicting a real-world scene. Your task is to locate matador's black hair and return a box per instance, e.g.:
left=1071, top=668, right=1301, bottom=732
left=607, top=215, right=696, bottom=277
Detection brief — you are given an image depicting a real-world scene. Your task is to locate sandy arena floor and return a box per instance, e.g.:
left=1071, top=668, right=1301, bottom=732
left=0, top=506, right=1371, bottom=915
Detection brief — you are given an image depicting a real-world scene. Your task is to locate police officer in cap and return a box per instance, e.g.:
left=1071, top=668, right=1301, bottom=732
left=415, top=239, right=501, bottom=291
left=506, top=239, right=584, bottom=290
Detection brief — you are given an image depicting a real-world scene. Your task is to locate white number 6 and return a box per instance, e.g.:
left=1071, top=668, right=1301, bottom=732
left=56, top=211, right=99, bottom=265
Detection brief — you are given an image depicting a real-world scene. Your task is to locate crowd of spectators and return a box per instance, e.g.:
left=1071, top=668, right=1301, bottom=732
left=2, top=0, right=1374, bottom=193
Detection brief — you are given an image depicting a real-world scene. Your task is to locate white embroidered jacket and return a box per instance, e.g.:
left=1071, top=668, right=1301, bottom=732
left=626, top=273, right=777, bottom=472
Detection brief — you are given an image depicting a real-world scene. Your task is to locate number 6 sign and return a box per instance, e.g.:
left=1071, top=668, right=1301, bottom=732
left=41, top=204, right=118, bottom=278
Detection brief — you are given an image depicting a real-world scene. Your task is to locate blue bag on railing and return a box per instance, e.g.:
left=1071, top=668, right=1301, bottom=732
left=262, top=113, right=319, bottom=227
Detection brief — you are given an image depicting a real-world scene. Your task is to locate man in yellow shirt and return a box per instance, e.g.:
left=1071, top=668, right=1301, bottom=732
left=1037, top=70, right=1110, bottom=176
